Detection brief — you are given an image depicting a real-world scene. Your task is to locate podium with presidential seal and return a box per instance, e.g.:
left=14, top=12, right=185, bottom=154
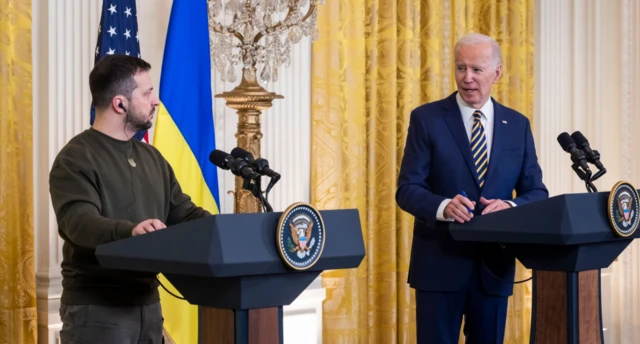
left=446, top=181, right=640, bottom=344
left=95, top=203, right=365, bottom=344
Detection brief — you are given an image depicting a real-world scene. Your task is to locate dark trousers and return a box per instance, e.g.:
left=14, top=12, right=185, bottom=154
left=59, top=302, right=164, bottom=344
left=415, top=267, right=509, bottom=344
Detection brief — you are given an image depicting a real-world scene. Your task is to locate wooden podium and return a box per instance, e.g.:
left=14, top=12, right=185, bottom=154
left=95, top=209, right=365, bottom=343
left=447, top=191, right=639, bottom=344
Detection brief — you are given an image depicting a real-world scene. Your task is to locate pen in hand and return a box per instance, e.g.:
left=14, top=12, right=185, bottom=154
left=461, top=190, right=472, bottom=214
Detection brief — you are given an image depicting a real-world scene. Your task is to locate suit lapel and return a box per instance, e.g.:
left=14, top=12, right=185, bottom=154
left=484, top=98, right=504, bottom=186
left=442, top=93, right=479, bottom=186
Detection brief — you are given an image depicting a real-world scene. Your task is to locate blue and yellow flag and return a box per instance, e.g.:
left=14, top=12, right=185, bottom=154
left=152, top=0, right=220, bottom=342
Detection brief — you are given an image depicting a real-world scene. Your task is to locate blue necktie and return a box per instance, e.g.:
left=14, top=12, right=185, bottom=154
left=471, top=111, right=488, bottom=187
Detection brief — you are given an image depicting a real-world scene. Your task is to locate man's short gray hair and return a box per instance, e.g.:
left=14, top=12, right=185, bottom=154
left=454, top=33, right=502, bottom=68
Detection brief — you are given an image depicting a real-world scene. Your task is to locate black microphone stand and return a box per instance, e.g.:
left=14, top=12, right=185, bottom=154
left=242, top=176, right=274, bottom=213
left=586, top=148, right=607, bottom=184
left=585, top=178, right=598, bottom=193
left=571, top=162, right=597, bottom=193
left=574, top=155, right=606, bottom=193
left=588, top=155, right=607, bottom=184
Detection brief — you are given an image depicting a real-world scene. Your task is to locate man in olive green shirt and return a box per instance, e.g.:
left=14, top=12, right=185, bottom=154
left=49, top=55, right=210, bottom=344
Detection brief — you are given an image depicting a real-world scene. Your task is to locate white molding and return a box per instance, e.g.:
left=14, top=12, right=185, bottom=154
left=616, top=0, right=640, bottom=342
left=36, top=297, right=62, bottom=344
left=33, top=1, right=103, bottom=343
left=283, top=277, right=325, bottom=344
left=260, top=37, right=312, bottom=212
left=534, top=0, right=574, bottom=197
left=35, top=271, right=63, bottom=300
left=618, top=0, right=632, bottom=341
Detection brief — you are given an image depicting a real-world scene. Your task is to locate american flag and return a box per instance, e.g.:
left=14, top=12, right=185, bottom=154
left=91, top=0, right=147, bottom=142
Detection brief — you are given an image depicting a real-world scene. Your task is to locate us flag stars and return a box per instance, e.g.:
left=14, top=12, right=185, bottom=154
left=93, top=1, right=141, bottom=63
left=90, top=1, right=145, bottom=140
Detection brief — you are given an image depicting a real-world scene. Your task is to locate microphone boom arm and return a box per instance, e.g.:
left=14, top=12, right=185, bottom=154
left=242, top=177, right=273, bottom=213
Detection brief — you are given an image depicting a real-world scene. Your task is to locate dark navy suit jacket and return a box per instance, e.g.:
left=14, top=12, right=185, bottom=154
left=396, top=92, right=548, bottom=296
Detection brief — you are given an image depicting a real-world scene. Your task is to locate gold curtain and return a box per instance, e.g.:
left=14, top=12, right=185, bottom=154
left=0, top=0, right=37, bottom=343
left=311, top=0, right=534, bottom=343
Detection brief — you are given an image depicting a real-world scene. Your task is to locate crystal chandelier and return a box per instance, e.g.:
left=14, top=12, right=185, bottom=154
left=206, top=0, right=323, bottom=214
left=207, top=0, right=323, bottom=85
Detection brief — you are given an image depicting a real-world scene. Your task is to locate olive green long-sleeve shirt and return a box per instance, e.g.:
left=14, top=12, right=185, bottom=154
left=49, top=127, right=210, bottom=306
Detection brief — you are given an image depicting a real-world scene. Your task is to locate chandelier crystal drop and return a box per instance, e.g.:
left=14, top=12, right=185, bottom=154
left=207, top=0, right=323, bottom=84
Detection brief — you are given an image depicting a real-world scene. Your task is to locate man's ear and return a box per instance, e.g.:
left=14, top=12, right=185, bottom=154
left=493, top=64, right=502, bottom=84
left=112, top=97, right=127, bottom=114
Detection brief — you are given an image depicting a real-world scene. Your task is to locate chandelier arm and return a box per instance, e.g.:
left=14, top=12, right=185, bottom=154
left=230, top=12, right=246, bottom=42
left=252, top=1, right=304, bottom=44
left=209, top=9, right=245, bottom=42
left=211, top=24, right=245, bottom=42
left=299, top=3, right=316, bottom=23
left=208, top=0, right=321, bottom=81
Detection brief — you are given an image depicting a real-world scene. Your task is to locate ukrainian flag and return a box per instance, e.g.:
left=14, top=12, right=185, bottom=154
left=152, top=0, right=220, bottom=343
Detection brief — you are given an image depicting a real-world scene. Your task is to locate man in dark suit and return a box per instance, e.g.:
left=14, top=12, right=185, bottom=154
left=396, top=33, right=548, bottom=343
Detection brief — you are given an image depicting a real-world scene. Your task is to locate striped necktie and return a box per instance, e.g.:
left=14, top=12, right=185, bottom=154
left=471, top=110, right=488, bottom=187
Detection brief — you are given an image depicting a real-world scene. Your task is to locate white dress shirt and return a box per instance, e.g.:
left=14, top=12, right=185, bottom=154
left=457, top=93, right=494, bottom=160
left=435, top=94, right=514, bottom=221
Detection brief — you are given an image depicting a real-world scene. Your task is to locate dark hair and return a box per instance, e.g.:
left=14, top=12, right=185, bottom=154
left=89, top=55, right=151, bottom=109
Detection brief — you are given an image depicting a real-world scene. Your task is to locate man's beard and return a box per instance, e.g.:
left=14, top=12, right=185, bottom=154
left=125, top=107, right=153, bottom=133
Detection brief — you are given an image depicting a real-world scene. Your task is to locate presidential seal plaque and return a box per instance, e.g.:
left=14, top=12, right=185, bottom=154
left=277, top=202, right=326, bottom=270
left=608, top=181, right=640, bottom=237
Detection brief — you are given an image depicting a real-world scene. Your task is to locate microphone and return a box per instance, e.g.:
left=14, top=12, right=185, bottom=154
left=230, top=147, right=281, bottom=181
left=557, top=132, right=592, bottom=176
left=225, top=147, right=277, bottom=213
left=557, top=132, right=598, bottom=192
left=571, top=131, right=606, bottom=172
left=209, top=149, right=260, bottom=180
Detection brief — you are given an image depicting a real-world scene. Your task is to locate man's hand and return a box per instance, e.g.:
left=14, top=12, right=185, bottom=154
left=444, top=194, right=476, bottom=223
left=480, top=197, right=512, bottom=215
left=132, top=219, right=166, bottom=236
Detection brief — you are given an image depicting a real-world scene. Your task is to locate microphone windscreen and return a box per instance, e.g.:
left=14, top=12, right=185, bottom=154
left=557, top=132, right=575, bottom=152
left=230, top=147, right=254, bottom=161
left=571, top=131, right=588, bottom=147
left=209, top=149, right=231, bottom=169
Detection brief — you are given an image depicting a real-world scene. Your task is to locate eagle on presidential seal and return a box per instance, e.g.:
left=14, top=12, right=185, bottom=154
left=288, top=214, right=316, bottom=259
left=616, top=190, right=635, bottom=228
left=608, top=181, right=640, bottom=237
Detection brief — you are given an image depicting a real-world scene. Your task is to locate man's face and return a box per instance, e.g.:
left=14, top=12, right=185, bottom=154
left=454, top=42, right=501, bottom=109
left=125, top=71, right=159, bottom=132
